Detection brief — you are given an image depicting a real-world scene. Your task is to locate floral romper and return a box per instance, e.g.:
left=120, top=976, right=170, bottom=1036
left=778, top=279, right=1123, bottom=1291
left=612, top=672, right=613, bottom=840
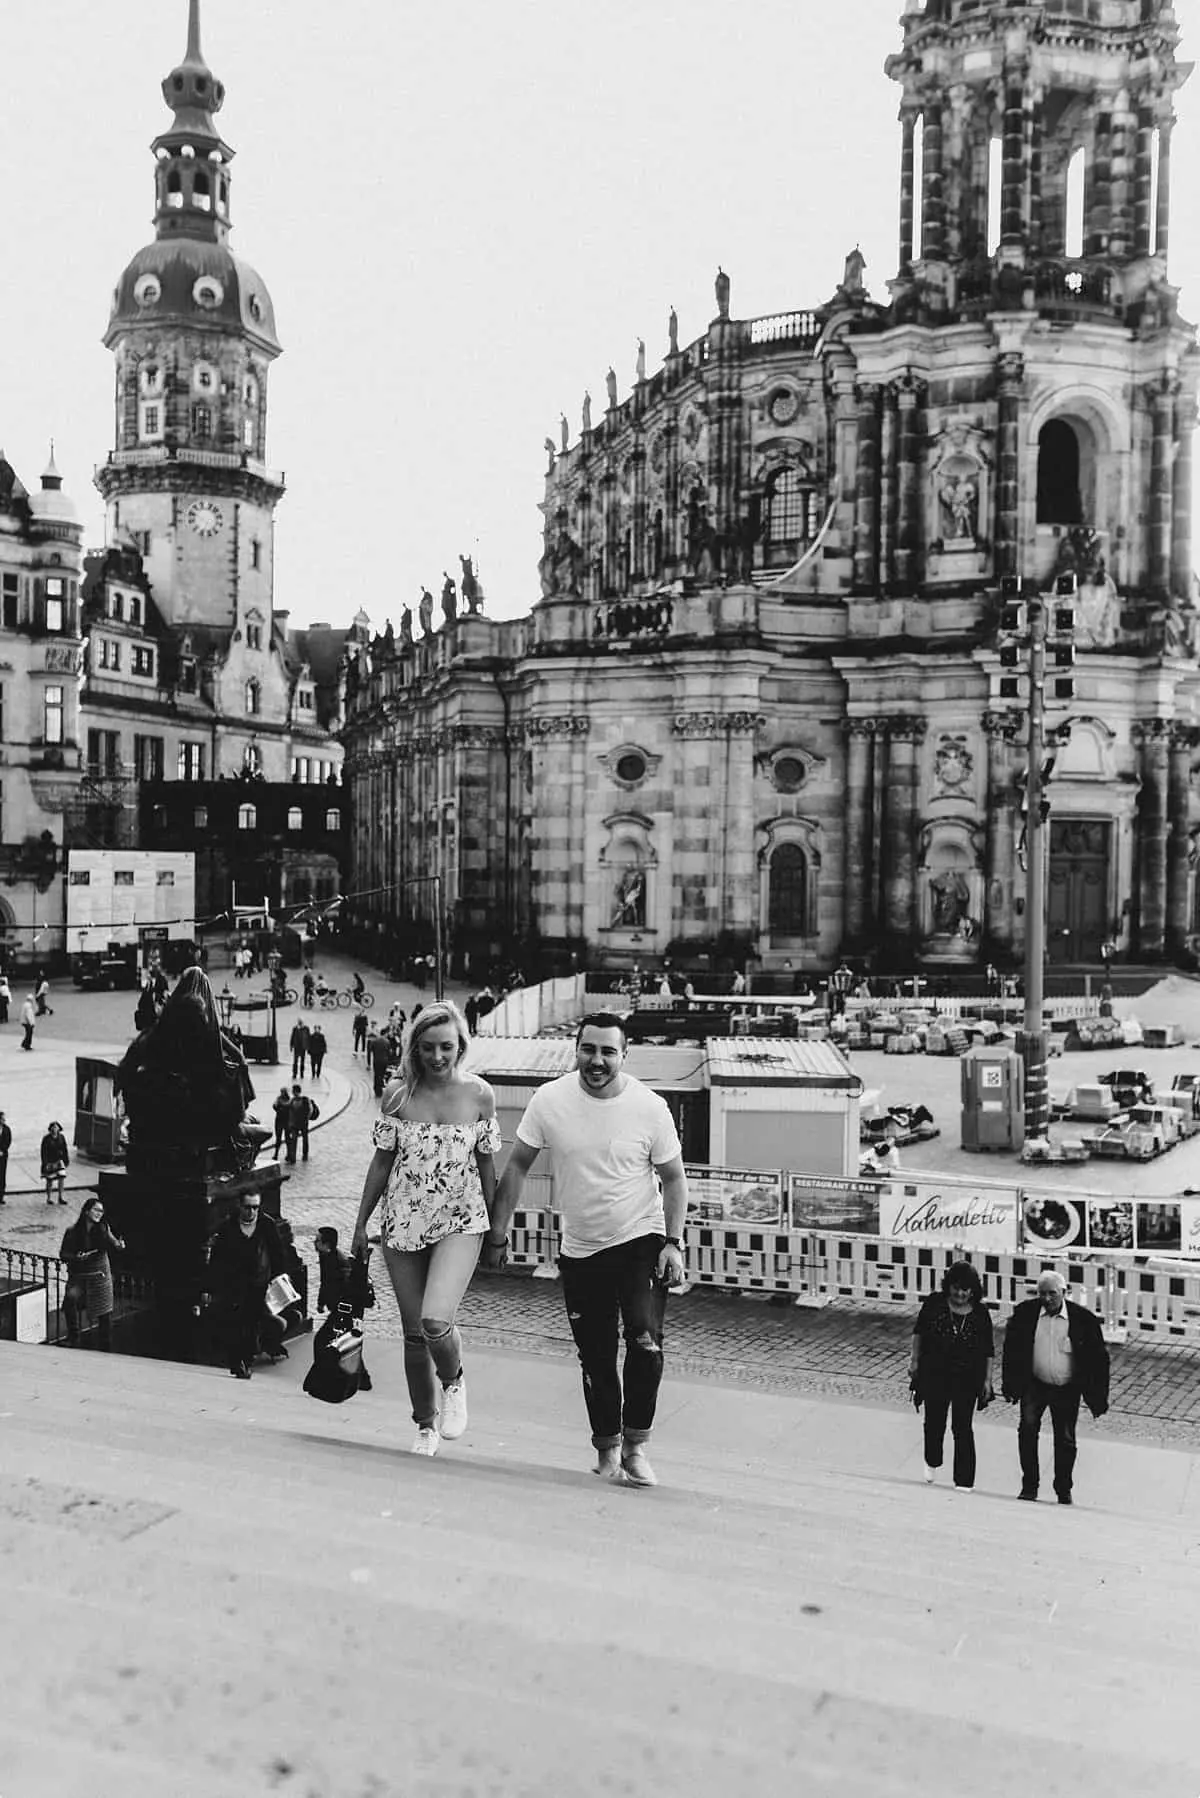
left=373, top=1109, right=502, bottom=1251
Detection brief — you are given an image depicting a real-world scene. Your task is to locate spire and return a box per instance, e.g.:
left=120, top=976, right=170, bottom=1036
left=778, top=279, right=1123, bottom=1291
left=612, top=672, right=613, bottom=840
left=151, top=0, right=234, bottom=242
left=41, top=443, right=62, bottom=492
left=159, top=0, right=226, bottom=139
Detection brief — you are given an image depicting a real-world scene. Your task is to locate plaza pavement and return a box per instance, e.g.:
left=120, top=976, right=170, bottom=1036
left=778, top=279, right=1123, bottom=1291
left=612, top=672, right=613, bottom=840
left=1, top=1328, right=1199, bottom=1796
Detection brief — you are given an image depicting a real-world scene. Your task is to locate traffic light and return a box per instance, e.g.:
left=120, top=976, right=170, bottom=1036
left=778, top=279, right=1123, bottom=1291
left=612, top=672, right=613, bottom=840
left=1049, top=594, right=1076, bottom=701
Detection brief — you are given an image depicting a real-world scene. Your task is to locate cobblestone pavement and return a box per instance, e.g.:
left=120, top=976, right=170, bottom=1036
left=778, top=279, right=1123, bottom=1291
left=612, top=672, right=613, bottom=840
left=5, top=955, right=1200, bottom=1452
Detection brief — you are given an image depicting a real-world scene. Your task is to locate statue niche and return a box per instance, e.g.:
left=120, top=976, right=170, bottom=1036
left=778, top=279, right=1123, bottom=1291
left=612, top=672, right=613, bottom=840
left=926, top=425, right=991, bottom=584
left=917, top=821, right=985, bottom=964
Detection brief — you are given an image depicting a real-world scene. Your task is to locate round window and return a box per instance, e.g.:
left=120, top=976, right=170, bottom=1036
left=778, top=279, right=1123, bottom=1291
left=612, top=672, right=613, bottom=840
left=616, top=751, right=647, bottom=784
left=248, top=293, right=263, bottom=321
left=773, top=755, right=806, bottom=793
left=193, top=276, right=224, bottom=309
left=134, top=274, right=162, bottom=308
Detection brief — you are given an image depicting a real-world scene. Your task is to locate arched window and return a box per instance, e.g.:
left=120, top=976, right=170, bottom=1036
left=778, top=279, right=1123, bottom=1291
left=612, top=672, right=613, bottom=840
left=1036, top=420, right=1082, bottom=524
left=325, top=809, right=341, bottom=832
left=765, top=468, right=812, bottom=544
left=237, top=804, right=256, bottom=831
left=245, top=679, right=261, bottom=716
left=768, top=843, right=809, bottom=936
left=287, top=806, right=303, bottom=832
left=192, top=171, right=211, bottom=212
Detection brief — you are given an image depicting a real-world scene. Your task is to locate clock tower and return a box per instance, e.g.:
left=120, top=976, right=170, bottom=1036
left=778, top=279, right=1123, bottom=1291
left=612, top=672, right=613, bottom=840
left=95, top=0, right=283, bottom=630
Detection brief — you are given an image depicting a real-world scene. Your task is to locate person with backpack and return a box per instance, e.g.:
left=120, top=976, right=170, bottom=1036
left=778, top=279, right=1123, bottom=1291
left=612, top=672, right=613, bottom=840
left=284, top=1084, right=319, bottom=1164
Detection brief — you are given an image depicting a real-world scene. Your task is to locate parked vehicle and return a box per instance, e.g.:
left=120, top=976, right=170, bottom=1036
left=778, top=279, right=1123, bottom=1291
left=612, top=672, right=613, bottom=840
left=1098, top=1068, right=1155, bottom=1109
left=1062, top=1082, right=1123, bottom=1124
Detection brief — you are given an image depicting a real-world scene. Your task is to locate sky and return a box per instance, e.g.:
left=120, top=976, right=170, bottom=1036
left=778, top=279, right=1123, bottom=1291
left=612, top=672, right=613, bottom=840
left=3, top=0, right=1199, bottom=632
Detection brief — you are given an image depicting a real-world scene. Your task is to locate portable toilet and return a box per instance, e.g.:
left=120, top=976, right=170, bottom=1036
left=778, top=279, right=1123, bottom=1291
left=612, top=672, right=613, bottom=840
left=961, top=1045, right=1025, bottom=1151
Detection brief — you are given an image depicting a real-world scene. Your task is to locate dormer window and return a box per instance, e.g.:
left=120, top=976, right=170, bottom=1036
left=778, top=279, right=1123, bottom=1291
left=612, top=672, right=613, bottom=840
left=140, top=363, right=164, bottom=396
left=178, top=657, right=197, bottom=693
left=247, top=623, right=262, bottom=650
left=109, top=590, right=124, bottom=622
left=298, top=687, right=315, bottom=712
left=128, top=594, right=142, bottom=628
left=245, top=679, right=261, bottom=716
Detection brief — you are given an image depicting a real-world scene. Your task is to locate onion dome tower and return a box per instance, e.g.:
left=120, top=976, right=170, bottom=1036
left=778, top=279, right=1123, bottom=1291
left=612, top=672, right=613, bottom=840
left=95, top=0, right=283, bottom=628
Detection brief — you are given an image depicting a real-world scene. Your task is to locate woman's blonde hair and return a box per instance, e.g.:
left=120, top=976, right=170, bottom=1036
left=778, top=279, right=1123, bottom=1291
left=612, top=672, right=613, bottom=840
left=386, top=999, right=471, bottom=1108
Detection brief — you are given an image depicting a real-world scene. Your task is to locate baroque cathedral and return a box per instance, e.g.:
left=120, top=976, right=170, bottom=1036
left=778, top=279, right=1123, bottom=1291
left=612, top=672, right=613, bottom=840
left=341, top=0, right=1199, bottom=978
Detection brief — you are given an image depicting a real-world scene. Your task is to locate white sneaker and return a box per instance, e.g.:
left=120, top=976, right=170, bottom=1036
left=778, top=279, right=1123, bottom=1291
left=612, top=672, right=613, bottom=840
left=440, top=1376, right=468, bottom=1440
left=923, top=1464, right=936, bottom=1484
left=954, top=1484, right=974, bottom=1493
left=411, top=1426, right=440, bottom=1457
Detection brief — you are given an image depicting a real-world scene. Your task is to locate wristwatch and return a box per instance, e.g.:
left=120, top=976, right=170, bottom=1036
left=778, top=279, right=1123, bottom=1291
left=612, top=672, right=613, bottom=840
left=664, top=1236, right=682, bottom=1250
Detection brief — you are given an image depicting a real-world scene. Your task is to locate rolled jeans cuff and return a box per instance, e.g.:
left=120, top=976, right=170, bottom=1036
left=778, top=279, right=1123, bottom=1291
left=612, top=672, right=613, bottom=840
left=592, top=1432, right=622, bottom=1451
left=620, top=1426, right=652, bottom=1447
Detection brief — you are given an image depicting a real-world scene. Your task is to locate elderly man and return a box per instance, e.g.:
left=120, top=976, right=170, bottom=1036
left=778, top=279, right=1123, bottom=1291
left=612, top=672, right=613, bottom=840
left=1001, top=1270, right=1110, bottom=1505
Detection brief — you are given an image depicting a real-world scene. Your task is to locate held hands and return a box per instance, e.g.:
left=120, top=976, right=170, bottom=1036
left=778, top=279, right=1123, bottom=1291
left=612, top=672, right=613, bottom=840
left=480, top=1234, right=508, bottom=1272
left=977, top=1381, right=995, bottom=1411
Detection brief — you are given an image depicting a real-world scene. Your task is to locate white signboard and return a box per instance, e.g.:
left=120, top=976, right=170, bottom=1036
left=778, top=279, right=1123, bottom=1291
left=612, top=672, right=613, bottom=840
left=879, top=1178, right=1019, bottom=1251
left=66, top=851, right=196, bottom=954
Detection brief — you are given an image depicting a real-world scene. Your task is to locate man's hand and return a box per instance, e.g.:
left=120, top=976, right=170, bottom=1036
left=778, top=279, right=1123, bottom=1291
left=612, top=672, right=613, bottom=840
left=480, top=1234, right=508, bottom=1272
left=657, top=1241, right=685, bottom=1286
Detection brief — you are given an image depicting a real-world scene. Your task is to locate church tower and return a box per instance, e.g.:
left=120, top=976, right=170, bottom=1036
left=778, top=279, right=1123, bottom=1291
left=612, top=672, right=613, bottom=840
left=95, top=0, right=283, bottom=630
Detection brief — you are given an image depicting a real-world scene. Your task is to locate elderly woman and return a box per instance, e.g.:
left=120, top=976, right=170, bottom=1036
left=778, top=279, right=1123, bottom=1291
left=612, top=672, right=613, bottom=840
left=909, top=1261, right=995, bottom=1491
left=117, top=967, right=255, bottom=1168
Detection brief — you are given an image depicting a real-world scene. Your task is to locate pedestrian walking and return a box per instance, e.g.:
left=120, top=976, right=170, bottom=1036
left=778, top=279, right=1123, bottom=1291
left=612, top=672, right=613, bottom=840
left=308, top=1025, right=328, bottom=1080
left=486, top=1012, right=689, bottom=1488
left=34, top=970, right=53, bottom=1016
left=1001, top=1270, right=1110, bottom=1505
left=207, top=1192, right=288, bottom=1379
left=0, top=1109, right=10, bottom=1202
left=285, top=1084, right=319, bottom=1164
left=368, top=1026, right=393, bottom=1098
left=271, top=1085, right=291, bottom=1159
left=351, top=1000, right=500, bottom=1456
left=352, top=1008, right=368, bottom=1056
left=41, top=1120, right=70, bottom=1204
left=20, top=993, right=36, bottom=1050
left=302, top=968, right=316, bottom=1007
left=0, top=972, right=10, bottom=1023
left=908, top=1262, right=994, bottom=1491
left=60, top=1196, right=125, bottom=1348
left=289, top=1018, right=310, bottom=1079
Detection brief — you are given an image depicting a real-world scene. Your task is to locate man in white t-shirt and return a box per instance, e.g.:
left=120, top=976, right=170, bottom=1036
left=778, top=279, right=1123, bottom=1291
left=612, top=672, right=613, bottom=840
left=486, top=1013, right=689, bottom=1488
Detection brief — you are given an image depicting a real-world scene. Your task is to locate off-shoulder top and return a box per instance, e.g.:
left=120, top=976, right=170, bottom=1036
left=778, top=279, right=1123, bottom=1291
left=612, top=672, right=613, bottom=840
left=371, top=1111, right=502, bottom=1252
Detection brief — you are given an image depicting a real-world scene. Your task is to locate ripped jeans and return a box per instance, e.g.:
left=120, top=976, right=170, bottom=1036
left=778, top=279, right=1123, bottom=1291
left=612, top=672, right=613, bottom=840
left=559, top=1233, right=667, bottom=1448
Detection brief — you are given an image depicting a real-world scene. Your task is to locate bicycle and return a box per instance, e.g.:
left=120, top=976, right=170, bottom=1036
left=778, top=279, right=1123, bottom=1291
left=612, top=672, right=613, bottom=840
left=319, top=984, right=375, bottom=1010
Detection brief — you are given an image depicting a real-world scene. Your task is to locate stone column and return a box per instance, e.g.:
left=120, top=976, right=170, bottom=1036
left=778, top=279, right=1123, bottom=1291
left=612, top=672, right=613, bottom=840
left=1108, top=94, right=1135, bottom=261
left=994, top=355, right=1024, bottom=581
left=883, top=717, right=924, bottom=948
left=722, top=717, right=762, bottom=940
left=1172, top=392, right=1196, bottom=600
left=893, top=375, right=923, bottom=596
left=1156, top=115, right=1173, bottom=256
left=671, top=713, right=721, bottom=942
left=898, top=108, right=917, bottom=268
left=843, top=720, right=875, bottom=943
left=1085, top=107, right=1112, bottom=260
left=1149, top=378, right=1175, bottom=595
left=1026, top=86, right=1043, bottom=254
left=983, top=712, right=1020, bottom=955
left=1135, top=719, right=1170, bottom=957
left=1167, top=723, right=1195, bottom=957
left=1134, top=103, right=1154, bottom=255
left=852, top=382, right=882, bottom=593
left=1000, top=72, right=1027, bottom=246
left=879, top=385, right=898, bottom=588
left=921, top=97, right=945, bottom=259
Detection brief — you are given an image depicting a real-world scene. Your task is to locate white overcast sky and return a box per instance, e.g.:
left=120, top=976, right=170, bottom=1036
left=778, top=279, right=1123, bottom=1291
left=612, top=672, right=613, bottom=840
left=3, top=0, right=1199, bottom=630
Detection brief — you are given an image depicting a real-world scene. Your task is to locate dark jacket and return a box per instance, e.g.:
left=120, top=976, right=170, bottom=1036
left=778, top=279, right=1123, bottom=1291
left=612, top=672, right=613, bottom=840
left=208, top=1211, right=285, bottom=1301
left=1001, top=1297, right=1110, bottom=1417
left=40, top=1131, right=70, bottom=1177
left=912, top=1293, right=993, bottom=1392
left=317, top=1247, right=352, bottom=1314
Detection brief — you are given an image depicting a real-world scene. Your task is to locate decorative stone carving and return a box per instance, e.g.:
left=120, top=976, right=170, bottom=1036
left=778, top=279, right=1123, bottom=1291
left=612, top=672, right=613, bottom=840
left=526, top=715, right=590, bottom=737
left=672, top=711, right=766, bottom=738
left=933, top=734, right=973, bottom=792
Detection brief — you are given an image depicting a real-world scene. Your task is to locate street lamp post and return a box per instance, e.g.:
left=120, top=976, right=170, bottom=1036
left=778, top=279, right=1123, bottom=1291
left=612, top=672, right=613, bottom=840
left=1021, top=596, right=1049, bottom=1144
left=218, top=983, right=235, bottom=1030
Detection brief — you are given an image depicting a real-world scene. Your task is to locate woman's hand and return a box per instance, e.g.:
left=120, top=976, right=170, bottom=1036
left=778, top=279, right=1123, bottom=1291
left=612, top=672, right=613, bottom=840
left=351, top=1221, right=369, bottom=1258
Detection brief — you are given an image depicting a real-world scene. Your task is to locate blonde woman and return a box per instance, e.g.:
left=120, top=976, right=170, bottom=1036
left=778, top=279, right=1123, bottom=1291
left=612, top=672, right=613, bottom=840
left=352, top=1000, right=500, bottom=1456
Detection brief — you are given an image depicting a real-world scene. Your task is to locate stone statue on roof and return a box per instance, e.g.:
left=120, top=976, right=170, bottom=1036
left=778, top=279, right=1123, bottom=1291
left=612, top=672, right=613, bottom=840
left=418, top=587, right=434, bottom=638
left=441, top=571, right=457, bottom=625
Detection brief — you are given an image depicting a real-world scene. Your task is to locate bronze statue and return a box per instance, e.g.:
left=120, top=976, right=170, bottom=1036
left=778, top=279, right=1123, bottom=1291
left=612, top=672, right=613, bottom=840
left=418, top=587, right=434, bottom=637
left=460, top=554, right=482, bottom=613
left=441, top=572, right=457, bottom=624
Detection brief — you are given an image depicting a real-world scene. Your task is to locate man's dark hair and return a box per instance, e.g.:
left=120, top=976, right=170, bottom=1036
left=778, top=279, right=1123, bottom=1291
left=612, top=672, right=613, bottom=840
left=316, top=1226, right=338, bottom=1250
left=576, top=1012, right=627, bottom=1046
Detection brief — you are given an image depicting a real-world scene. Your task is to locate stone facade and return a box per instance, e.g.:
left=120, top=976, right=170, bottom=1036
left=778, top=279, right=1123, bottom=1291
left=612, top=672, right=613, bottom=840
left=342, top=0, right=1200, bottom=975
left=76, top=1, right=345, bottom=914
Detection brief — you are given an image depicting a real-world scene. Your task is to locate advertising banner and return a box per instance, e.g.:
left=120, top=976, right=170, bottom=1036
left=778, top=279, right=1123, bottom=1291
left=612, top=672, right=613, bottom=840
left=788, top=1173, right=881, bottom=1234
left=878, top=1178, right=1019, bottom=1251
left=1020, top=1193, right=1199, bottom=1255
left=684, top=1165, right=785, bottom=1227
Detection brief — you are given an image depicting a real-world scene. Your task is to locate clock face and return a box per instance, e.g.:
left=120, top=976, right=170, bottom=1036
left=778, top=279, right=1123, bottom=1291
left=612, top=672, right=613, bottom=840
left=187, top=500, right=224, bottom=538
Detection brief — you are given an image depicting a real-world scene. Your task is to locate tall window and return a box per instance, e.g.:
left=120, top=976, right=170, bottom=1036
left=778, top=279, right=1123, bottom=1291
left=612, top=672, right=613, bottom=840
left=768, top=843, right=809, bottom=936
left=134, top=734, right=164, bottom=781
left=87, top=729, right=120, bottom=777
left=1065, top=146, right=1086, bottom=258
left=131, top=646, right=154, bottom=678
left=245, top=679, right=261, bottom=716
left=192, top=403, right=212, bottom=439
left=325, top=808, right=341, bottom=832
left=1036, top=420, right=1082, bottom=524
left=765, top=468, right=813, bottom=544
left=250, top=539, right=262, bottom=572
left=287, top=806, right=303, bottom=832
left=246, top=622, right=262, bottom=650
left=43, top=685, right=64, bottom=745
left=178, top=741, right=205, bottom=781
left=2, top=573, right=17, bottom=629
left=45, top=577, right=64, bottom=633
left=237, top=804, right=257, bottom=831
